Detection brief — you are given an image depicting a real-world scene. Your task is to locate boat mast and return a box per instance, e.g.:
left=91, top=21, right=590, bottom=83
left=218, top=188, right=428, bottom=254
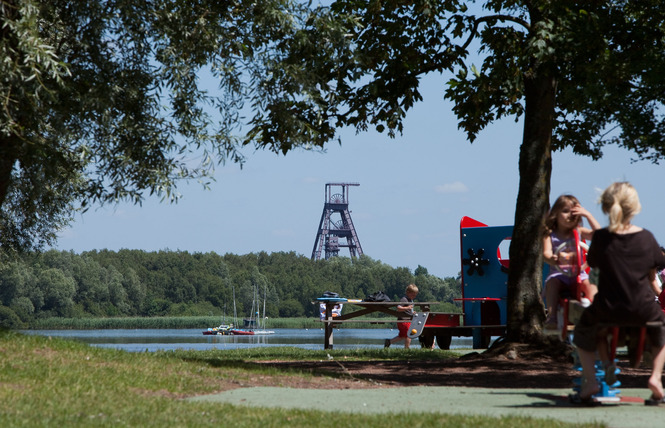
left=249, top=284, right=257, bottom=329
left=232, top=287, right=237, bottom=327
left=262, top=285, right=267, bottom=329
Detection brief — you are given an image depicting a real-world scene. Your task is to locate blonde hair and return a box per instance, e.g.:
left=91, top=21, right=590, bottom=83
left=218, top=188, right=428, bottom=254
left=544, top=194, right=581, bottom=235
left=406, top=284, right=418, bottom=294
left=600, top=182, right=641, bottom=233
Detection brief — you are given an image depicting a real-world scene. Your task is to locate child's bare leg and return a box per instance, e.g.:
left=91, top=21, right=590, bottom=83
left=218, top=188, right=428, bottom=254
left=596, top=328, right=619, bottom=384
left=648, top=344, right=665, bottom=399
left=581, top=279, right=598, bottom=302
left=578, top=347, right=601, bottom=399
left=544, top=279, right=561, bottom=324
left=596, top=328, right=611, bottom=363
left=389, top=335, right=402, bottom=345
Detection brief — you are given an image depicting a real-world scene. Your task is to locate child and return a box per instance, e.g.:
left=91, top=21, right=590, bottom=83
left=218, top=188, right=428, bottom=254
left=653, top=247, right=665, bottom=313
left=384, top=284, right=418, bottom=349
left=543, top=195, right=601, bottom=329
left=573, top=182, right=665, bottom=404
left=319, top=302, right=343, bottom=319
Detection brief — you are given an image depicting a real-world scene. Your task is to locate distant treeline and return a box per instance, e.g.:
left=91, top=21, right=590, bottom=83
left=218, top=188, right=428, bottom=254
left=0, top=250, right=461, bottom=328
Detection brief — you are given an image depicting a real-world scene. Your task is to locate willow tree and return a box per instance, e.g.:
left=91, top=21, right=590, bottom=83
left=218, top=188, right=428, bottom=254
left=251, top=1, right=665, bottom=343
left=0, top=0, right=307, bottom=251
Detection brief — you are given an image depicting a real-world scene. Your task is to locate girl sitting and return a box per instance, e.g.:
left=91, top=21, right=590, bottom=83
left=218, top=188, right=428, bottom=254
left=543, top=194, right=600, bottom=329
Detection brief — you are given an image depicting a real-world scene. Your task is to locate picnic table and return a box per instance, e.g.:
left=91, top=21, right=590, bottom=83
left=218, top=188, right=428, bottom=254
left=316, top=298, right=439, bottom=349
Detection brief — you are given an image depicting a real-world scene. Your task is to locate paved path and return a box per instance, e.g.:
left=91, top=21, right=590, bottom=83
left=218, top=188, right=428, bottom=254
left=188, top=386, right=664, bottom=428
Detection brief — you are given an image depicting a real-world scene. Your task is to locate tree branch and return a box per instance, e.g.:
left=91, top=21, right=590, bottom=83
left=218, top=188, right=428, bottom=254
left=462, top=14, right=530, bottom=50
left=417, top=13, right=531, bottom=76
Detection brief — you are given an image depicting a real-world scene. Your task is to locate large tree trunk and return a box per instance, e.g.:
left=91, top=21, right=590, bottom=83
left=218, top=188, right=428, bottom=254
left=0, top=135, right=16, bottom=210
left=505, top=73, right=556, bottom=343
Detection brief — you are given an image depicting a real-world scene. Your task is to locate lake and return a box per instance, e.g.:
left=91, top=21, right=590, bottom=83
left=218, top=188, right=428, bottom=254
left=21, top=328, right=479, bottom=352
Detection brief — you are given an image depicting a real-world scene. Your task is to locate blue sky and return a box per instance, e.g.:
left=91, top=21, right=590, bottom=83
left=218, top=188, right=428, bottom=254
left=54, top=74, right=665, bottom=279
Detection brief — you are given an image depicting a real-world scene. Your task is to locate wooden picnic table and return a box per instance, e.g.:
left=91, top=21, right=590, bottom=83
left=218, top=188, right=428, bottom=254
left=316, top=299, right=439, bottom=350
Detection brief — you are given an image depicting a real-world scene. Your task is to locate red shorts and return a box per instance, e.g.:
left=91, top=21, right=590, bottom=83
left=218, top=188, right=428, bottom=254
left=397, top=321, right=410, bottom=337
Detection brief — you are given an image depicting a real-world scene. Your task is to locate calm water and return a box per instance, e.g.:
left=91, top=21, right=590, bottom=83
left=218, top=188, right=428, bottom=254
left=20, top=328, right=478, bottom=352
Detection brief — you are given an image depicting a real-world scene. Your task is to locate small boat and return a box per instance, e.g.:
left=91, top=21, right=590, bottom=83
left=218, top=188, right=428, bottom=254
left=229, top=328, right=255, bottom=336
left=202, top=323, right=233, bottom=336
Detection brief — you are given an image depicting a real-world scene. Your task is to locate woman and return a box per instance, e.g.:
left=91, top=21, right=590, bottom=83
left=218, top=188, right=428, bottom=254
left=573, top=182, right=665, bottom=404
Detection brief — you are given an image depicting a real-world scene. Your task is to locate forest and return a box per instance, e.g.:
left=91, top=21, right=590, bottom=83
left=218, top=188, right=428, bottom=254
left=0, top=250, right=461, bottom=328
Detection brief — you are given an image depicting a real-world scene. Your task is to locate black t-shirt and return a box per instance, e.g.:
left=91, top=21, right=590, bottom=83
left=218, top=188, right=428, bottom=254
left=587, top=228, right=665, bottom=323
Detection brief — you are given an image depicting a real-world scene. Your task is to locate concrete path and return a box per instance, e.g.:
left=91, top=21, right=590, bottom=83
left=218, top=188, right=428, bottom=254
left=188, top=386, right=665, bottom=428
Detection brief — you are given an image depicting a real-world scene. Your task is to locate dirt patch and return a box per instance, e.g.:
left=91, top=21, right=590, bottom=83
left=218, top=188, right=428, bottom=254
left=251, top=343, right=655, bottom=390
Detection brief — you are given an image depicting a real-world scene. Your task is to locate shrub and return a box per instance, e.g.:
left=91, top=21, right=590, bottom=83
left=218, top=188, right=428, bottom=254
left=0, top=305, right=24, bottom=329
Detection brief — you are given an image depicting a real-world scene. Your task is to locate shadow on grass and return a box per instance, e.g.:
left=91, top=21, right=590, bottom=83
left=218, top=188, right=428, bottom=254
left=165, top=346, right=464, bottom=382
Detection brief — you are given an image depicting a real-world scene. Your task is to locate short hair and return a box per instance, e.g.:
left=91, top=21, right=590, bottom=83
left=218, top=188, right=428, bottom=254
left=406, top=284, right=418, bottom=294
left=600, top=182, right=641, bottom=233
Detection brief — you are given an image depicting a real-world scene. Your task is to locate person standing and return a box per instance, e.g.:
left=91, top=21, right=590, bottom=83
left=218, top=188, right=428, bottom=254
left=385, top=284, right=419, bottom=349
left=573, top=182, right=665, bottom=405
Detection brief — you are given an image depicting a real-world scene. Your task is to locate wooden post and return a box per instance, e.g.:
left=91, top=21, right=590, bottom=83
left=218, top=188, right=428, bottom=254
left=324, top=302, right=334, bottom=349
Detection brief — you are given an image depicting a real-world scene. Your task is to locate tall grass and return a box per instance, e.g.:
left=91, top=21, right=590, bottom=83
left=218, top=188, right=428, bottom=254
left=0, top=330, right=602, bottom=428
left=28, top=316, right=394, bottom=330
left=28, top=316, right=225, bottom=329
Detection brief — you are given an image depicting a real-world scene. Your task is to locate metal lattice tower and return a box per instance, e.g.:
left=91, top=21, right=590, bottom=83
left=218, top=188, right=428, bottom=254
left=311, top=183, right=363, bottom=260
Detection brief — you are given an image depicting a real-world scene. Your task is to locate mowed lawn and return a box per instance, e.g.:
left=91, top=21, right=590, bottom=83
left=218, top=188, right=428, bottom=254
left=0, top=330, right=602, bottom=428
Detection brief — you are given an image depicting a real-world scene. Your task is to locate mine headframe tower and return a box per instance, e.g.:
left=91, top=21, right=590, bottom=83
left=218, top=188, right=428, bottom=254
left=311, top=182, right=363, bottom=260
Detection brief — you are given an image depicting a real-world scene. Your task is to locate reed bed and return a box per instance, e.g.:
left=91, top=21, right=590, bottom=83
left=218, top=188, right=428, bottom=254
left=27, top=316, right=392, bottom=330
left=29, top=316, right=227, bottom=330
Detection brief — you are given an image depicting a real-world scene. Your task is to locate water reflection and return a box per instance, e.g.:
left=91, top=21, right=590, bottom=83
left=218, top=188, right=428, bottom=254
left=21, top=328, right=476, bottom=352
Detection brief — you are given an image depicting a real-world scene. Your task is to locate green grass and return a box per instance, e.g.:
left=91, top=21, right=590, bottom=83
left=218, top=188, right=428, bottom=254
left=168, top=346, right=464, bottom=363
left=0, top=330, right=603, bottom=428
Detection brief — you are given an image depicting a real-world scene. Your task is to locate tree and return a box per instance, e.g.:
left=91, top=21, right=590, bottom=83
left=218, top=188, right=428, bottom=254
left=252, top=1, right=665, bottom=344
left=0, top=0, right=308, bottom=251
left=414, top=265, right=429, bottom=277
left=0, top=305, right=22, bottom=329
left=121, top=267, right=146, bottom=315
left=36, top=268, right=76, bottom=316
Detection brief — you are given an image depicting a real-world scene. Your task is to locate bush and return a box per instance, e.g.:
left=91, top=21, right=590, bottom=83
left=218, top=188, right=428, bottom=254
left=0, top=305, right=24, bottom=329
left=10, top=297, right=34, bottom=323
left=142, top=297, right=171, bottom=316
left=167, top=301, right=220, bottom=316
left=278, top=299, right=304, bottom=317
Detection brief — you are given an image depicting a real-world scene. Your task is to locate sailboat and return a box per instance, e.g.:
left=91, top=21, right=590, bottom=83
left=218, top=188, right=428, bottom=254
left=229, top=286, right=254, bottom=335
left=230, top=284, right=275, bottom=335
left=253, top=284, right=275, bottom=335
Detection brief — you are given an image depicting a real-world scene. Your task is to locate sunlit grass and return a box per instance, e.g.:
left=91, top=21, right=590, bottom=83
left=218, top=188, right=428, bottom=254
left=0, top=330, right=603, bottom=428
left=167, top=346, right=463, bottom=363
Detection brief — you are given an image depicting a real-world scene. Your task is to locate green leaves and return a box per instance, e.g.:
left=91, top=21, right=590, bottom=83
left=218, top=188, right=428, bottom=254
left=262, top=1, right=665, bottom=167
left=3, top=0, right=665, bottom=255
left=0, top=0, right=310, bottom=251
